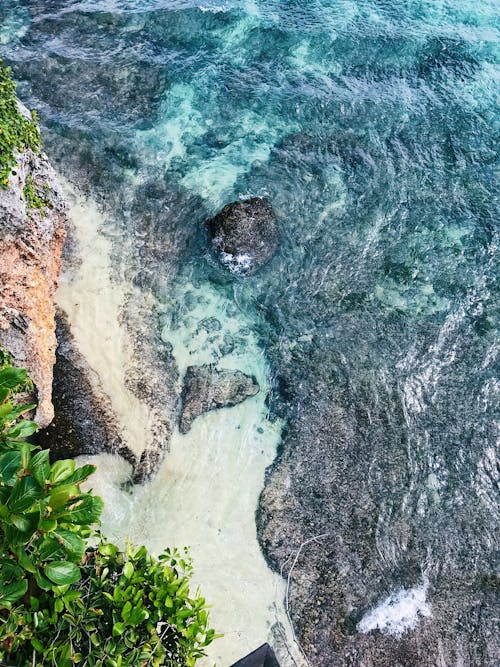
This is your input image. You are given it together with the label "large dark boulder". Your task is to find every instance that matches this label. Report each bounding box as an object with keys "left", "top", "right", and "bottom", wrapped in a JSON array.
[
  {"left": 179, "top": 364, "right": 259, "bottom": 433},
  {"left": 206, "top": 197, "right": 279, "bottom": 274}
]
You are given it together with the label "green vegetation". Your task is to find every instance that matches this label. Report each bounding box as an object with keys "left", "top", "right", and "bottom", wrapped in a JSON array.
[
  {"left": 23, "top": 174, "right": 51, "bottom": 215},
  {"left": 0, "top": 60, "right": 40, "bottom": 188},
  {"left": 0, "top": 351, "right": 218, "bottom": 666}
]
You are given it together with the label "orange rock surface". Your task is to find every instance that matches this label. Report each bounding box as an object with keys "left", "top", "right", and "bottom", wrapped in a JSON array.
[{"left": 0, "top": 145, "right": 66, "bottom": 427}]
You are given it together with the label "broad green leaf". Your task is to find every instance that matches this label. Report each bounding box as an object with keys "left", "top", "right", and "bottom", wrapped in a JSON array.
[
  {"left": 58, "top": 493, "right": 104, "bottom": 525},
  {"left": 38, "top": 536, "right": 64, "bottom": 561},
  {"left": 53, "top": 529, "right": 86, "bottom": 562},
  {"left": 0, "top": 401, "right": 14, "bottom": 419},
  {"left": 19, "top": 441, "right": 34, "bottom": 469},
  {"left": 0, "top": 403, "right": 36, "bottom": 422},
  {"left": 123, "top": 561, "right": 134, "bottom": 579},
  {"left": 4, "top": 524, "right": 33, "bottom": 545},
  {"left": 3, "top": 437, "right": 37, "bottom": 450},
  {"left": 0, "top": 367, "right": 27, "bottom": 389},
  {"left": 98, "top": 542, "right": 118, "bottom": 557},
  {"left": 29, "top": 449, "right": 51, "bottom": 487},
  {"left": 49, "top": 484, "right": 80, "bottom": 509},
  {"left": 39, "top": 517, "right": 57, "bottom": 532},
  {"left": 52, "top": 583, "right": 70, "bottom": 595},
  {"left": 64, "top": 464, "right": 96, "bottom": 485},
  {"left": 49, "top": 459, "right": 76, "bottom": 485},
  {"left": 175, "top": 580, "right": 189, "bottom": 599},
  {"left": 15, "top": 547, "right": 36, "bottom": 573},
  {"left": 0, "top": 578, "right": 27, "bottom": 605},
  {"left": 0, "top": 450, "right": 21, "bottom": 484},
  {"left": 62, "top": 590, "right": 81, "bottom": 604},
  {"left": 31, "top": 638, "right": 44, "bottom": 652},
  {"left": 0, "top": 599, "right": 12, "bottom": 611},
  {"left": 0, "top": 560, "right": 23, "bottom": 582},
  {"left": 133, "top": 545, "right": 147, "bottom": 561},
  {"left": 10, "top": 512, "right": 37, "bottom": 533},
  {"left": 33, "top": 568, "right": 52, "bottom": 591},
  {"left": 128, "top": 607, "right": 148, "bottom": 626},
  {"left": 44, "top": 561, "right": 81, "bottom": 586},
  {"left": 8, "top": 476, "right": 40, "bottom": 513},
  {"left": 121, "top": 601, "right": 132, "bottom": 622},
  {"left": 112, "top": 622, "right": 126, "bottom": 637},
  {"left": 7, "top": 419, "right": 38, "bottom": 439},
  {"left": 176, "top": 608, "right": 195, "bottom": 621}
]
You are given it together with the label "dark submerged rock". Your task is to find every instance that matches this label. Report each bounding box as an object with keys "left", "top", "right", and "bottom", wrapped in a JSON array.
[
  {"left": 37, "top": 310, "right": 135, "bottom": 465},
  {"left": 179, "top": 364, "right": 259, "bottom": 434},
  {"left": 257, "top": 336, "right": 499, "bottom": 667},
  {"left": 206, "top": 197, "right": 279, "bottom": 274},
  {"left": 124, "top": 294, "right": 179, "bottom": 485}
]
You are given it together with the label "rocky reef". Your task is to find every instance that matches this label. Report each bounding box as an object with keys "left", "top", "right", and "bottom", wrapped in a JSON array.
[
  {"left": 257, "top": 332, "right": 499, "bottom": 667},
  {"left": 0, "top": 108, "right": 66, "bottom": 427},
  {"left": 179, "top": 364, "right": 260, "bottom": 434},
  {"left": 126, "top": 292, "right": 180, "bottom": 484},
  {"left": 206, "top": 197, "right": 279, "bottom": 274}
]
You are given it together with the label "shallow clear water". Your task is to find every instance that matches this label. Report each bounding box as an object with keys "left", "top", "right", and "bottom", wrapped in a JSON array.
[{"left": 1, "top": 1, "right": 498, "bottom": 665}]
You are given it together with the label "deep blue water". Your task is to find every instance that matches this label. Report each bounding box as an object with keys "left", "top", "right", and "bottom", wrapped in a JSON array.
[{"left": 1, "top": 1, "right": 498, "bottom": 665}]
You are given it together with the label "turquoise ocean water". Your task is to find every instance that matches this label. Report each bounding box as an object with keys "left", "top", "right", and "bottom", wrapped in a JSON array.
[{"left": 1, "top": 1, "right": 498, "bottom": 665}]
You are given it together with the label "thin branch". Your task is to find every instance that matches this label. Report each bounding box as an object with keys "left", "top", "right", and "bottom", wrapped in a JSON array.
[{"left": 284, "top": 533, "right": 330, "bottom": 667}]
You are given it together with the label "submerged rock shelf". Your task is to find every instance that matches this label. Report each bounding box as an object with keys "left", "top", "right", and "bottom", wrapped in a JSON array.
[{"left": 179, "top": 364, "right": 260, "bottom": 434}]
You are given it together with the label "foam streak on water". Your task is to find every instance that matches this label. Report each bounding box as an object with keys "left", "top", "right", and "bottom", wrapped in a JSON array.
[{"left": 357, "top": 581, "right": 431, "bottom": 637}]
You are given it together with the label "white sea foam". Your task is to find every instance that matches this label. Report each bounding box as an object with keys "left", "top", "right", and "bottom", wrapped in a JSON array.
[
  {"left": 198, "top": 3, "right": 230, "bottom": 12},
  {"left": 357, "top": 581, "right": 431, "bottom": 637},
  {"left": 220, "top": 251, "right": 254, "bottom": 273}
]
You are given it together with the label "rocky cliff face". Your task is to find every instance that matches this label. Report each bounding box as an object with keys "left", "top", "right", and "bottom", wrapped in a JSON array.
[{"left": 0, "top": 105, "right": 66, "bottom": 427}]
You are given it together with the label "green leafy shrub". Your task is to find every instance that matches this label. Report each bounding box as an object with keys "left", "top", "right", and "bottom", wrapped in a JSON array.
[
  {"left": 0, "top": 353, "right": 103, "bottom": 603},
  {"left": 0, "top": 60, "right": 41, "bottom": 188},
  {"left": 0, "top": 352, "right": 218, "bottom": 665},
  {"left": 23, "top": 174, "right": 51, "bottom": 215},
  {"left": 34, "top": 541, "right": 218, "bottom": 667}
]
